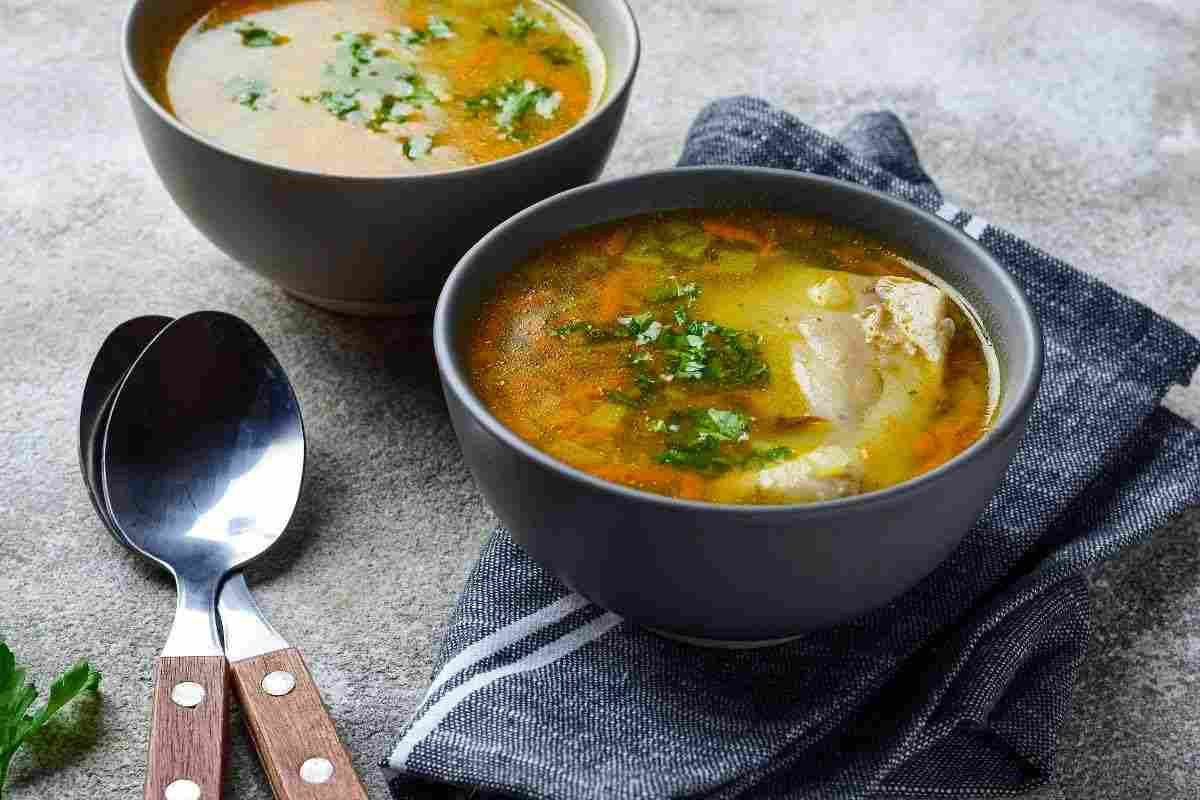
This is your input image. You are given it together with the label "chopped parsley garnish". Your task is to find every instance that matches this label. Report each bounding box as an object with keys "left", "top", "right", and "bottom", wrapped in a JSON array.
[
  {"left": 464, "top": 79, "right": 562, "bottom": 141},
  {"left": 506, "top": 4, "right": 547, "bottom": 41},
  {"left": 554, "top": 308, "right": 770, "bottom": 406},
  {"left": 427, "top": 16, "right": 455, "bottom": 39},
  {"left": 303, "top": 90, "right": 360, "bottom": 118},
  {"left": 233, "top": 20, "right": 289, "bottom": 47},
  {"left": 539, "top": 44, "right": 578, "bottom": 65},
  {"left": 551, "top": 320, "right": 618, "bottom": 341},
  {"left": 402, "top": 134, "right": 434, "bottom": 160},
  {"left": 365, "top": 93, "right": 411, "bottom": 130},
  {"left": 389, "top": 16, "right": 455, "bottom": 47},
  {"left": 322, "top": 32, "right": 441, "bottom": 102},
  {"left": 645, "top": 278, "right": 701, "bottom": 304},
  {"left": 302, "top": 31, "right": 442, "bottom": 161},
  {"left": 225, "top": 76, "right": 272, "bottom": 110},
  {"left": 656, "top": 309, "right": 770, "bottom": 387},
  {"left": 654, "top": 408, "right": 792, "bottom": 474},
  {"left": 390, "top": 27, "right": 428, "bottom": 46}
]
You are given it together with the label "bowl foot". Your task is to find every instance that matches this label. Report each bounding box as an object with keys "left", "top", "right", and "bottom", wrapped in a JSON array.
[
  {"left": 643, "top": 626, "right": 806, "bottom": 649},
  {"left": 285, "top": 288, "right": 433, "bottom": 318}
]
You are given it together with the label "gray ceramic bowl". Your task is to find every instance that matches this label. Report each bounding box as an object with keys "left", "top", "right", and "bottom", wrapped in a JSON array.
[
  {"left": 121, "top": 0, "right": 639, "bottom": 315},
  {"left": 435, "top": 167, "right": 1043, "bottom": 644}
]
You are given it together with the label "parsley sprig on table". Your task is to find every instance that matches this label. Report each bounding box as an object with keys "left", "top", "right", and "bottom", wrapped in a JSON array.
[{"left": 0, "top": 641, "right": 100, "bottom": 797}]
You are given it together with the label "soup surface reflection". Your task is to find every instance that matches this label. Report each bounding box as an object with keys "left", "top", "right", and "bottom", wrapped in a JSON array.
[
  {"left": 468, "top": 210, "right": 999, "bottom": 505},
  {"left": 163, "top": 0, "right": 605, "bottom": 175}
]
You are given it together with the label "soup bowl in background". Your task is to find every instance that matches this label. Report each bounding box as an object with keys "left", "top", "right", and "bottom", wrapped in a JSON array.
[
  {"left": 122, "top": 0, "right": 639, "bottom": 315},
  {"left": 435, "top": 167, "right": 1044, "bottom": 644}
]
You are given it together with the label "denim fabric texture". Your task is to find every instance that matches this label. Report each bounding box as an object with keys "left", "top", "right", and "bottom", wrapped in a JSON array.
[{"left": 385, "top": 98, "right": 1200, "bottom": 800}]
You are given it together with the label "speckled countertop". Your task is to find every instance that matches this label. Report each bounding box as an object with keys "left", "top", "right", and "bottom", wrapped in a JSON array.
[{"left": 1, "top": 1, "right": 1197, "bottom": 797}]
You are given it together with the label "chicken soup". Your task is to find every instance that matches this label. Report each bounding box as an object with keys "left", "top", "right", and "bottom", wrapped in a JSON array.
[
  {"left": 467, "top": 210, "right": 1000, "bottom": 505},
  {"left": 160, "top": 0, "right": 605, "bottom": 175}
]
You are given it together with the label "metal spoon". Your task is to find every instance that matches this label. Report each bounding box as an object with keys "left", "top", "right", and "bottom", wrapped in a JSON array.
[
  {"left": 100, "top": 311, "right": 366, "bottom": 800},
  {"left": 78, "top": 316, "right": 287, "bottom": 675}
]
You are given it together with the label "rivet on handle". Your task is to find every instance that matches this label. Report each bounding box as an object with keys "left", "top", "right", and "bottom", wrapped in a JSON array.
[
  {"left": 170, "top": 682, "right": 206, "bottom": 708},
  {"left": 164, "top": 779, "right": 202, "bottom": 800},
  {"left": 300, "top": 757, "right": 335, "bottom": 784},
  {"left": 261, "top": 670, "right": 297, "bottom": 697}
]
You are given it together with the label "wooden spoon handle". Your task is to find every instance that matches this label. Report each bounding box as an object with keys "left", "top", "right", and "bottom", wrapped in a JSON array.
[
  {"left": 145, "top": 655, "right": 229, "bottom": 800},
  {"left": 229, "top": 648, "right": 367, "bottom": 800}
]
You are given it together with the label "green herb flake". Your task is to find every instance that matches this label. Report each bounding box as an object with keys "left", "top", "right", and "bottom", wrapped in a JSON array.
[
  {"left": 233, "top": 20, "right": 289, "bottom": 47},
  {"left": 506, "top": 4, "right": 547, "bottom": 41},
  {"left": 654, "top": 409, "right": 793, "bottom": 474},
  {"left": 389, "top": 26, "right": 428, "bottom": 46},
  {"left": 0, "top": 641, "right": 100, "bottom": 795},
  {"left": 311, "top": 90, "right": 360, "bottom": 118},
  {"left": 390, "top": 15, "right": 454, "bottom": 47},
  {"left": 403, "top": 134, "right": 434, "bottom": 160},
  {"left": 224, "top": 76, "right": 272, "bottom": 110},
  {"left": 464, "top": 79, "right": 561, "bottom": 140},
  {"left": 555, "top": 308, "right": 770, "bottom": 407},
  {"left": 645, "top": 278, "right": 701, "bottom": 304},
  {"left": 308, "top": 32, "right": 442, "bottom": 143},
  {"left": 427, "top": 15, "right": 455, "bottom": 39},
  {"left": 539, "top": 45, "right": 577, "bottom": 65}
]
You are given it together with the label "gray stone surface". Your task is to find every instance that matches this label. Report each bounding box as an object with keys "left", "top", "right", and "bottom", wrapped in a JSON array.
[{"left": 1, "top": 0, "right": 1197, "bottom": 797}]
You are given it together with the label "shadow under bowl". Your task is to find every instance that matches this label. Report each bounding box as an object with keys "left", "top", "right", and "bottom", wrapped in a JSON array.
[
  {"left": 434, "top": 167, "right": 1044, "bottom": 643},
  {"left": 121, "top": 0, "right": 640, "bottom": 316}
]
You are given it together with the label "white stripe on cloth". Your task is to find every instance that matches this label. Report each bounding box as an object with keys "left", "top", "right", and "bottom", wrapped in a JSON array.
[
  {"left": 935, "top": 201, "right": 960, "bottom": 221},
  {"left": 964, "top": 216, "right": 989, "bottom": 240},
  {"left": 388, "top": 611, "right": 624, "bottom": 770},
  {"left": 422, "top": 593, "right": 592, "bottom": 701}
]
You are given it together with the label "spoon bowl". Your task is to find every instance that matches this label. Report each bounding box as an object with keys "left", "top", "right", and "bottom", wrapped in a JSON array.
[{"left": 103, "top": 311, "right": 304, "bottom": 583}]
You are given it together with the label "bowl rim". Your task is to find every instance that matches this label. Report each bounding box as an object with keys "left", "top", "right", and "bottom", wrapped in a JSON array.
[
  {"left": 120, "top": 0, "right": 641, "bottom": 183},
  {"left": 434, "top": 166, "right": 1045, "bottom": 516}
]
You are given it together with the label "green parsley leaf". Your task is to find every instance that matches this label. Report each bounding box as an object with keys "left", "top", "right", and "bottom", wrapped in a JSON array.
[
  {"left": 552, "top": 320, "right": 619, "bottom": 341},
  {"left": 390, "top": 16, "right": 454, "bottom": 47},
  {"left": 390, "top": 26, "right": 428, "bottom": 46},
  {"left": 0, "top": 641, "right": 100, "bottom": 796},
  {"left": 539, "top": 45, "right": 577, "bottom": 65},
  {"left": 464, "top": 79, "right": 561, "bottom": 141},
  {"left": 645, "top": 278, "right": 701, "bottom": 304},
  {"left": 224, "top": 76, "right": 272, "bottom": 110},
  {"left": 403, "top": 134, "right": 433, "bottom": 160},
  {"left": 365, "top": 93, "right": 411, "bottom": 130},
  {"left": 427, "top": 15, "right": 455, "bottom": 39},
  {"left": 555, "top": 308, "right": 770, "bottom": 407},
  {"left": 233, "top": 20, "right": 289, "bottom": 47},
  {"left": 306, "top": 90, "right": 360, "bottom": 118},
  {"left": 654, "top": 408, "right": 792, "bottom": 474},
  {"left": 506, "top": 4, "right": 547, "bottom": 41}
]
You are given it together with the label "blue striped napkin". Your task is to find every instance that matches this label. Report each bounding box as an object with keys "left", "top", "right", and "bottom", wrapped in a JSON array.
[{"left": 384, "top": 98, "right": 1200, "bottom": 799}]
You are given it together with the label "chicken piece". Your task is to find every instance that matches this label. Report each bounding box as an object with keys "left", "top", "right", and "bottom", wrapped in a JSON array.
[
  {"left": 713, "top": 445, "right": 863, "bottom": 504},
  {"left": 697, "top": 267, "right": 958, "bottom": 503},
  {"left": 861, "top": 277, "right": 956, "bottom": 363},
  {"left": 790, "top": 312, "right": 882, "bottom": 426}
]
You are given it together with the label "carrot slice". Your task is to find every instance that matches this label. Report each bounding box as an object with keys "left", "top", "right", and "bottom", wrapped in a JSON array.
[
  {"left": 604, "top": 228, "right": 630, "bottom": 257},
  {"left": 702, "top": 220, "right": 766, "bottom": 248}
]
